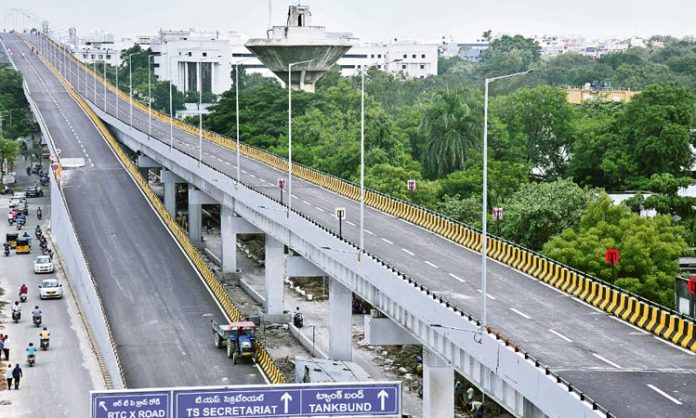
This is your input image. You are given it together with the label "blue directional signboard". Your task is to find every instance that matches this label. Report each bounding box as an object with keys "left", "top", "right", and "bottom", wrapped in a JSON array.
[
  {"left": 91, "top": 390, "right": 170, "bottom": 418},
  {"left": 92, "top": 382, "right": 400, "bottom": 418}
]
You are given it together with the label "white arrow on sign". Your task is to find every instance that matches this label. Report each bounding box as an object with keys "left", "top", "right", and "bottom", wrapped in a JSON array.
[
  {"left": 377, "top": 390, "right": 389, "bottom": 411},
  {"left": 281, "top": 392, "right": 292, "bottom": 414},
  {"left": 98, "top": 401, "right": 108, "bottom": 411}
]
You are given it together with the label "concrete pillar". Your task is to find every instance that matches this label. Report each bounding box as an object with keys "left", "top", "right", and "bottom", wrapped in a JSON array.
[
  {"left": 264, "top": 235, "right": 284, "bottom": 315},
  {"left": 161, "top": 170, "right": 183, "bottom": 217},
  {"left": 188, "top": 184, "right": 202, "bottom": 243},
  {"left": 220, "top": 206, "right": 238, "bottom": 273},
  {"left": 423, "top": 348, "right": 454, "bottom": 418},
  {"left": 329, "top": 278, "right": 352, "bottom": 361}
]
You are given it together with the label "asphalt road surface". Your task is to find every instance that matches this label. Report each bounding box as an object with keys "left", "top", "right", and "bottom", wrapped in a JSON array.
[
  {"left": 1, "top": 33, "right": 264, "bottom": 389},
  {"left": 14, "top": 33, "right": 696, "bottom": 417},
  {"left": 0, "top": 169, "right": 104, "bottom": 418}
]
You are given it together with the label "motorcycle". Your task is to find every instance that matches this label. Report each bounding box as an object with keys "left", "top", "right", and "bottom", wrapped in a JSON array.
[
  {"left": 40, "top": 339, "right": 49, "bottom": 350},
  {"left": 3, "top": 247, "right": 9, "bottom": 257},
  {"left": 8, "top": 214, "right": 15, "bottom": 225},
  {"left": 20, "top": 294, "right": 27, "bottom": 303},
  {"left": 16, "top": 222, "right": 23, "bottom": 231},
  {"left": 26, "top": 355, "right": 35, "bottom": 367},
  {"left": 33, "top": 314, "right": 42, "bottom": 327},
  {"left": 12, "top": 310, "right": 21, "bottom": 323},
  {"left": 293, "top": 311, "right": 304, "bottom": 328},
  {"left": 37, "top": 209, "right": 42, "bottom": 220}
]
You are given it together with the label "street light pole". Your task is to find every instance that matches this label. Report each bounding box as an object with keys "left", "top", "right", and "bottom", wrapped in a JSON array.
[
  {"left": 129, "top": 53, "right": 135, "bottom": 129},
  {"left": 148, "top": 54, "right": 154, "bottom": 140},
  {"left": 169, "top": 56, "right": 174, "bottom": 151},
  {"left": 198, "top": 60, "right": 203, "bottom": 165},
  {"left": 287, "top": 59, "right": 314, "bottom": 217},
  {"left": 233, "top": 58, "right": 253, "bottom": 184},
  {"left": 103, "top": 51, "right": 108, "bottom": 112},
  {"left": 93, "top": 60, "right": 97, "bottom": 104},
  {"left": 480, "top": 70, "right": 532, "bottom": 340}
]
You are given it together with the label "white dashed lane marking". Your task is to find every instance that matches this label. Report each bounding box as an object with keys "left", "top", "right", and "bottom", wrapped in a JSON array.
[
  {"left": 647, "top": 384, "right": 683, "bottom": 405},
  {"left": 549, "top": 329, "right": 573, "bottom": 343},
  {"left": 381, "top": 238, "right": 393, "bottom": 245},
  {"left": 424, "top": 261, "right": 439, "bottom": 269},
  {"left": 448, "top": 273, "right": 465, "bottom": 283},
  {"left": 402, "top": 248, "right": 415, "bottom": 256}
]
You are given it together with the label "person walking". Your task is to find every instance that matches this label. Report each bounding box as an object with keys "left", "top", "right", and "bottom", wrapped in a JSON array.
[
  {"left": 12, "top": 364, "right": 22, "bottom": 390},
  {"left": 5, "top": 363, "right": 12, "bottom": 390},
  {"left": 3, "top": 335, "right": 10, "bottom": 361},
  {"left": 26, "top": 166, "right": 31, "bottom": 176}
]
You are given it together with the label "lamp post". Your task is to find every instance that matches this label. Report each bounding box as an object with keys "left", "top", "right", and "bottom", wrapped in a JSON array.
[
  {"left": 357, "top": 59, "right": 401, "bottom": 260},
  {"left": 196, "top": 55, "right": 222, "bottom": 166},
  {"left": 148, "top": 54, "right": 155, "bottom": 140},
  {"left": 115, "top": 56, "right": 119, "bottom": 119},
  {"left": 169, "top": 56, "right": 175, "bottom": 151},
  {"left": 479, "top": 70, "right": 532, "bottom": 340},
  {"left": 103, "top": 50, "right": 108, "bottom": 112},
  {"left": 93, "top": 60, "right": 97, "bottom": 104},
  {"left": 128, "top": 53, "right": 136, "bottom": 129},
  {"left": 233, "top": 58, "right": 253, "bottom": 184},
  {"left": 287, "top": 59, "right": 315, "bottom": 217}
]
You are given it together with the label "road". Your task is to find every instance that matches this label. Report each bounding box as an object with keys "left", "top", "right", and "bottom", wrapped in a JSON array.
[
  {"left": 17, "top": 32, "right": 696, "bottom": 416},
  {"left": 0, "top": 163, "right": 104, "bottom": 418},
  {"left": 1, "top": 33, "right": 264, "bottom": 389}
]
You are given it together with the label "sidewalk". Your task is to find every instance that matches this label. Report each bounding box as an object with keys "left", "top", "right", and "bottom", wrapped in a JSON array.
[{"left": 203, "top": 232, "right": 424, "bottom": 417}]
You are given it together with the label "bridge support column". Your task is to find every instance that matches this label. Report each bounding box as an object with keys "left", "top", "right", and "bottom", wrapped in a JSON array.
[
  {"left": 329, "top": 278, "right": 352, "bottom": 361},
  {"left": 161, "top": 170, "right": 183, "bottom": 217},
  {"left": 221, "top": 207, "right": 261, "bottom": 273},
  {"left": 137, "top": 155, "right": 161, "bottom": 182},
  {"left": 264, "top": 235, "right": 285, "bottom": 316},
  {"left": 423, "top": 348, "right": 454, "bottom": 418}
]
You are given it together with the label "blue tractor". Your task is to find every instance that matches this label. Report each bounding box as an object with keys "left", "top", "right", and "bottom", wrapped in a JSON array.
[{"left": 211, "top": 320, "right": 258, "bottom": 364}]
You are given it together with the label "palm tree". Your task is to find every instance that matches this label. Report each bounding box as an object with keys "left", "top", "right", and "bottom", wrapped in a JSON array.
[{"left": 422, "top": 89, "right": 483, "bottom": 178}]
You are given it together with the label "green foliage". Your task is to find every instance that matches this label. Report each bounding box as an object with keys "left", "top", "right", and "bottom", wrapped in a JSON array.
[
  {"left": 0, "top": 134, "right": 20, "bottom": 184},
  {"left": 421, "top": 88, "right": 483, "bottom": 178},
  {"left": 437, "top": 194, "right": 482, "bottom": 226},
  {"left": 481, "top": 35, "right": 541, "bottom": 76},
  {"left": 491, "top": 86, "right": 575, "bottom": 178},
  {"left": 0, "top": 67, "right": 32, "bottom": 138},
  {"left": 543, "top": 196, "right": 685, "bottom": 306},
  {"left": 500, "top": 179, "right": 598, "bottom": 250}
]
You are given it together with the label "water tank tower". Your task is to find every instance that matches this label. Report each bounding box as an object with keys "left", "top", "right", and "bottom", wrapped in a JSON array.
[{"left": 245, "top": 4, "right": 354, "bottom": 92}]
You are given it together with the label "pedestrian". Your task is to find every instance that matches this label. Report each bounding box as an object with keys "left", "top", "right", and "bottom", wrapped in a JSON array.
[
  {"left": 0, "top": 339, "right": 4, "bottom": 362},
  {"left": 3, "top": 335, "right": 9, "bottom": 361},
  {"left": 467, "top": 386, "right": 474, "bottom": 408},
  {"left": 26, "top": 166, "right": 31, "bottom": 176},
  {"left": 5, "top": 363, "right": 12, "bottom": 390},
  {"left": 454, "top": 381, "right": 464, "bottom": 408},
  {"left": 475, "top": 403, "right": 485, "bottom": 418},
  {"left": 12, "top": 364, "right": 22, "bottom": 390}
]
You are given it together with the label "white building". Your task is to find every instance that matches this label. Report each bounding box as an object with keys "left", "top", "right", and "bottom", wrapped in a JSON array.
[
  {"left": 70, "top": 29, "right": 133, "bottom": 66},
  {"left": 150, "top": 29, "right": 234, "bottom": 96},
  {"left": 337, "top": 41, "right": 438, "bottom": 78}
]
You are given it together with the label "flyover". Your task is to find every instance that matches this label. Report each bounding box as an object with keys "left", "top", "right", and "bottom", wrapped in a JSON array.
[
  {"left": 13, "top": 31, "right": 696, "bottom": 417},
  {"left": 0, "top": 33, "right": 265, "bottom": 389}
]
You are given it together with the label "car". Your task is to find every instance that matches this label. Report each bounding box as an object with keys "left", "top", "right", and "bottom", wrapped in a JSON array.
[
  {"left": 33, "top": 255, "right": 54, "bottom": 274},
  {"left": 39, "top": 278, "right": 63, "bottom": 299},
  {"left": 25, "top": 186, "right": 44, "bottom": 198}
]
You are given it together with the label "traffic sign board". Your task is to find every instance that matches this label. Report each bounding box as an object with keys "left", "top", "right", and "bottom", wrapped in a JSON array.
[
  {"left": 92, "top": 390, "right": 170, "bottom": 418},
  {"left": 93, "top": 382, "right": 400, "bottom": 418},
  {"left": 605, "top": 248, "right": 620, "bottom": 265}
]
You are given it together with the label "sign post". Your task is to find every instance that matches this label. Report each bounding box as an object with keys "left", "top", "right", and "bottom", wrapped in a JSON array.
[
  {"left": 406, "top": 179, "right": 416, "bottom": 193},
  {"left": 335, "top": 207, "right": 346, "bottom": 239},
  {"left": 92, "top": 381, "right": 401, "bottom": 418},
  {"left": 277, "top": 178, "right": 286, "bottom": 205},
  {"left": 604, "top": 248, "right": 621, "bottom": 280},
  {"left": 688, "top": 276, "right": 696, "bottom": 318},
  {"left": 492, "top": 207, "right": 503, "bottom": 236}
]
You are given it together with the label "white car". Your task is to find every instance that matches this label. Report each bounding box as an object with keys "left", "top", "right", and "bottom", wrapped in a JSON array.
[
  {"left": 39, "top": 278, "right": 63, "bottom": 299},
  {"left": 33, "top": 255, "right": 54, "bottom": 274}
]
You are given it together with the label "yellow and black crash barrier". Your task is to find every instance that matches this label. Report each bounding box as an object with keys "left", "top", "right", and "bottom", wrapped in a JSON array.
[
  {"left": 44, "top": 38, "right": 696, "bottom": 354},
  {"left": 35, "top": 43, "right": 287, "bottom": 384}
]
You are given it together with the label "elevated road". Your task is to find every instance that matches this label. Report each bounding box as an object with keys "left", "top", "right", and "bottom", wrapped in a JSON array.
[
  {"left": 16, "top": 32, "right": 696, "bottom": 416},
  {"left": 1, "top": 33, "right": 264, "bottom": 388}
]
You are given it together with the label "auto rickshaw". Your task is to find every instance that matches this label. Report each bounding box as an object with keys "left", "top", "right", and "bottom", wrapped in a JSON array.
[
  {"left": 6, "top": 233, "right": 18, "bottom": 249},
  {"left": 15, "top": 236, "right": 30, "bottom": 254}
]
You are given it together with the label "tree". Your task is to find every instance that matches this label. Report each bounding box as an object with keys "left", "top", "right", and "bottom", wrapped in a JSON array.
[
  {"left": 437, "top": 194, "right": 482, "bottom": 226},
  {"left": 480, "top": 35, "right": 541, "bottom": 76},
  {"left": 543, "top": 196, "right": 685, "bottom": 306},
  {"left": 0, "top": 68, "right": 32, "bottom": 139},
  {"left": 617, "top": 83, "right": 695, "bottom": 181},
  {"left": 439, "top": 158, "right": 529, "bottom": 204},
  {"left": 421, "top": 88, "right": 483, "bottom": 178},
  {"left": 500, "top": 179, "right": 598, "bottom": 250},
  {"left": 491, "top": 86, "right": 575, "bottom": 178},
  {"left": 0, "top": 134, "right": 19, "bottom": 187},
  {"left": 365, "top": 163, "right": 439, "bottom": 208}
]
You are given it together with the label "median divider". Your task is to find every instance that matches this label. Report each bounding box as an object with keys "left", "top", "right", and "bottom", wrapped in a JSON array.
[
  {"left": 45, "top": 36, "right": 696, "bottom": 353},
  {"left": 35, "top": 38, "right": 286, "bottom": 384}
]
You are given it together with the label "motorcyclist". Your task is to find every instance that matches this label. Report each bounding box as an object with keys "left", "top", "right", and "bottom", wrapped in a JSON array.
[
  {"left": 26, "top": 342, "right": 37, "bottom": 362},
  {"left": 36, "top": 207, "right": 42, "bottom": 220},
  {"left": 3, "top": 243, "right": 9, "bottom": 255},
  {"left": 39, "top": 327, "right": 50, "bottom": 348},
  {"left": 11, "top": 301, "right": 22, "bottom": 314},
  {"left": 21, "top": 232, "right": 31, "bottom": 246},
  {"left": 31, "top": 306, "right": 42, "bottom": 321},
  {"left": 19, "top": 284, "right": 28, "bottom": 298}
]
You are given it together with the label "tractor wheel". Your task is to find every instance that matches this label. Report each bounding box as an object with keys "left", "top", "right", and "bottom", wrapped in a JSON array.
[
  {"left": 214, "top": 334, "right": 223, "bottom": 349},
  {"left": 227, "top": 341, "right": 234, "bottom": 358},
  {"left": 232, "top": 352, "right": 238, "bottom": 365}
]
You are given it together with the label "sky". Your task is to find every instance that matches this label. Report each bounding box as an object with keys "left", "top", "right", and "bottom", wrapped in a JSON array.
[{"left": 2, "top": 0, "right": 695, "bottom": 43}]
